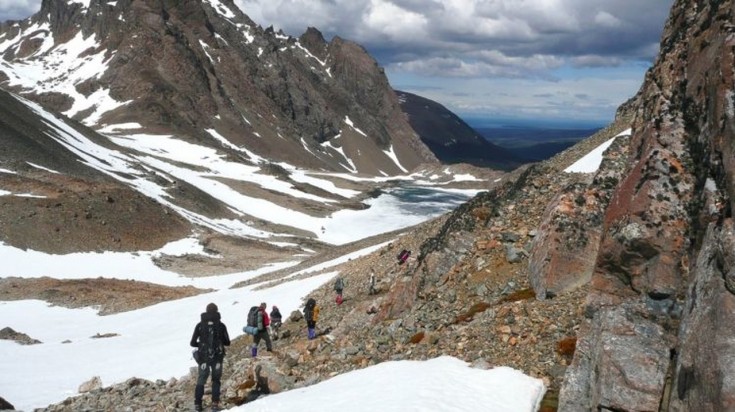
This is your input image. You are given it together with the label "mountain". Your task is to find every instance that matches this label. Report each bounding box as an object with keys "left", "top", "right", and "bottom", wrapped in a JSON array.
[
  {"left": 0, "top": 0, "right": 508, "bottom": 257},
  {"left": 0, "top": 0, "right": 436, "bottom": 176},
  {"left": 396, "top": 91, "right": 524, "bottom": 170}
]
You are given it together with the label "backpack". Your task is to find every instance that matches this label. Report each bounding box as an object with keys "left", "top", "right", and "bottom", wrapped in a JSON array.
[
  {"left": 334, "top": 277, "right": 344, "bottom": 291},
  {"left": 243, "top": 306, "right": 262, "bottom": 335},
  {"left": 247, "top": 306, "right": 259, "bottom": 328},
  {"left": 397, "top": 249, "right": 411, "bottom": 264},
  {"left": 198, "top": 319, "right": 223, "bottom": 363},
  {"left": 304, "top": 298, "right": 316, "bottom": 321}
]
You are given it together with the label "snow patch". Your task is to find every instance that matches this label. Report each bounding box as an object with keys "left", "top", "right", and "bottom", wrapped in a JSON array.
[
  {"left": 344, "top": 116, "right": 367, "bottom": 136},
  {"left": 564, "top": 128, "right": 631, "bottom": 174},
  {"left": 383, "top": 145, "right": 409, "bottom": 173}
]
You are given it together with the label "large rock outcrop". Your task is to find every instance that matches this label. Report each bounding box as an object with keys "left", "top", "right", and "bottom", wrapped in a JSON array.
[{"left": 557, "top": 0, "right": 735, "bottom": 410}]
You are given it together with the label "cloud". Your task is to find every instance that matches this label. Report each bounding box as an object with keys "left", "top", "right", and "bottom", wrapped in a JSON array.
[
  {"left": 236, "top": 0, "right": 673, "bottom": 74},
  {"left": 571, "top": 55, "right": 624, "bottom": 68},
  {"left": 391, "top": 51, "right": 564, "bottom": 79},
  {"left": 0, "top": 0, "right": 39, "bottom": 20}
]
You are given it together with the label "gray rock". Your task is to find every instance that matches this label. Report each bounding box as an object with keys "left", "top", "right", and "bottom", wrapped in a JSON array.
[
  {"left": 668, "top": 222, "right": 735, "bottom": 410},
  {"left": 559, "top": 305, "right": 673, "bottom": 411}
]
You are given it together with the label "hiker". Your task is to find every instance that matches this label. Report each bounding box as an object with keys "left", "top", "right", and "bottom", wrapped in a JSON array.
[
  {"left": 303, "top": 298, "right": 319, "bottom": 340},
  {"left": 269, "top": 305, "right": 282, "bottom": 339},
  {"left": 251, "top": 302, "right": 273, "bottom": 357},
  {"left": 397, "top": 249, "right": 411, "bottom": 265},
  {"left": 334, "top": 276, "right": 345, "bottom": 305},
  {"left": 368, "top": 269, "right": 377, "bottom": 295},
  {"left": 190, "top": 303, "right": 231, "bottom": 412}
]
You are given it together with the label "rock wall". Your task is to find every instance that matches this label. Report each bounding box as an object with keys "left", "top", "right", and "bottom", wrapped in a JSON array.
[{"left": 559, "top": 0, "right": 735, "bottom": 410}]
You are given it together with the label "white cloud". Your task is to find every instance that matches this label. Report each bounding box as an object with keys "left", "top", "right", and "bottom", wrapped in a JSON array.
[
  {"left": 363, "top": 0, "right": 428, "bottom": 41},
  {"left": 594, "top": 10, "right": 622, "bottom": 28}
]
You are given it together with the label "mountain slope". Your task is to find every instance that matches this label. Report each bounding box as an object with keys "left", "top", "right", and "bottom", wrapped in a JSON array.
[
  {"left": 396, "top": 90, "right": 524, "bottom": 171},
  {"left": 0, "top": 0, "right": 501, "bottom": 255},
  {"left": 0, "top": 0, "right": 436, "bottom": 176},
  {"left": 0, "top": 89, "right": 192, "bottom": 253}
]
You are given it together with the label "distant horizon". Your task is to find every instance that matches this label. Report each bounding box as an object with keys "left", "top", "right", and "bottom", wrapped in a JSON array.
[{"left": 462, "top": 116, "right": 607, "bottom": 130}]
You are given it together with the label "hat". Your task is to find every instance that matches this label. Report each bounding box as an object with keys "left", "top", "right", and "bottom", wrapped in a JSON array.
[
  {"left": 260, "top": 302, "right": 267, "bottom": 308},
  {"left": 206, "top": 303, "right": 218, "bottom": 313}
]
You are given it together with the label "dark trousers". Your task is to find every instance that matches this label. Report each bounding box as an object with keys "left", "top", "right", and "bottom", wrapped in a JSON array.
[
  {"left": 195, "top": 359, "right": 223, "bottom": 406},
  {"left": 253, "top": 329, "right": 272, "bottom": 351}
]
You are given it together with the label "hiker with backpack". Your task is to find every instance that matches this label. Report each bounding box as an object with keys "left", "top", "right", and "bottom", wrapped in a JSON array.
[
  {"left": 334, "top": 276, "right": 345, "bottom": 305},
  {"left": 190, "top": 303, "right": 231, "bottom": 412},
  {"left": 250, "top": 302, "right": 273, "bottom": 357},
  {"left": 269, "top": 305, "right": 282, "bottom": 340},
  {"left": 397, "top": 249, "right": 411, "bottom": 265},
  {"left": 368, "top": 269, "right": 377, "bottom": 295},
  {"left": 303, "top": 298, "right": 319, "bottom": 340}
]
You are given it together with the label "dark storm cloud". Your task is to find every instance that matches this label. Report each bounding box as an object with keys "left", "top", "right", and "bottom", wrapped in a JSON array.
[{"left": 236, "top": 0, "right": 674, "bottom": 77}]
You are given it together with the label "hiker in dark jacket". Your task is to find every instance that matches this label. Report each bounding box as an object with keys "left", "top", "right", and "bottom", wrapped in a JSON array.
[
  {"left": 269, "top": 305, "right": 283, "bottom": 339},
  {"left": 251, "top": 302, "right": 272, "bottom": 357},
  {"left": 368, "top": 269, "right": 377, "bottom": 295},
  {"left": 334, "top": 276, "right": 345, "bottom": 305},
  {"left": 303, "top": 298, "right": 319, "bottom": 340},
  {"left": 190, "top": 303, "right": 230, "bottom": 412}
]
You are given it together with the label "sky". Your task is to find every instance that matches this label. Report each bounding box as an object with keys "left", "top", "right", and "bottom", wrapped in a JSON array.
[{"left": 0, "top": 0, "right": 674, "bottom": 127}]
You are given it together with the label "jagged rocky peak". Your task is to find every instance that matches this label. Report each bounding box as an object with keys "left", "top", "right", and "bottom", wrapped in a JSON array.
[
  {"left": 299, "top": 27, "right": 328, "bottom": 61},
  {"left": 0, "top": 0, "right": 437, "bottom": 175}
]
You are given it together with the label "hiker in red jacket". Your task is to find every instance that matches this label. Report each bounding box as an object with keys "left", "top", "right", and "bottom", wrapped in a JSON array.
[{"left": 251, "top": 302, "right": 273, "bottom": 357}]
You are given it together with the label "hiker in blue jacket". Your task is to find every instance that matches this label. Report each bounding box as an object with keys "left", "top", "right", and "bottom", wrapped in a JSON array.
[{"left": 190, "top": 303, "right": 230, "bottom": 412}]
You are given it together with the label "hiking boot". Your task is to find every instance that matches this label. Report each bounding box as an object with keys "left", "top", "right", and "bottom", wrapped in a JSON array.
[
  {"left": 194, "top": 404, "right": 203, "bottom": 412},
  {"left": 211, "top": 401, "right": 221, "bottom": 411}
]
